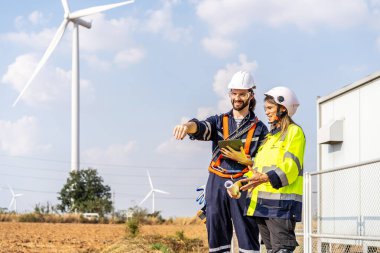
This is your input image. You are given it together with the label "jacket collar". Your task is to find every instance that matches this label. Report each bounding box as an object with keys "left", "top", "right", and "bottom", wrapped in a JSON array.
[
  {"left": 270, "top": 127, "right": 281, "bottom": 135},
  {"left": 225, "top": 110, "right": 256, "bottom": 122}
]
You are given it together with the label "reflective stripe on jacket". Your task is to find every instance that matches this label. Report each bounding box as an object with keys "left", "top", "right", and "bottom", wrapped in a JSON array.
[{"left": 245, "top": 124, "right": 306, "bottom": 221}]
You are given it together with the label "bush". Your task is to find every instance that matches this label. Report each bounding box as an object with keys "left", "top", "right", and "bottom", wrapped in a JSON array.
[
  {"left": 175, "top": 230, "right": 185, "bottom": 241},
  {"left": 18, "top": 213, "right": 44, "bottom": 222},
  {"left": 60, "top": 213, "right": 81, "bottom": 223},
  {"left": 0, "top": 213, "right": 15, "bottom": 222},
  {"left": 126, "top": 218, "right": 140, "bottom": 237},
  {"left": 151, "top": 242, "right": 171, "bottom": 253}
]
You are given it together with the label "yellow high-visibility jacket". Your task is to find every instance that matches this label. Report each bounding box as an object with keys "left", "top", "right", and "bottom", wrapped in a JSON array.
[{"left": 245, "top": 124, "right": 305, "bottom": 221}]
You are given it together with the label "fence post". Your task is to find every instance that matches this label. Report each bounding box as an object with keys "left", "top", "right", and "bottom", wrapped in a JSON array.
[{"left": 303, "top": 172, "right": 312, "bottom": 253}]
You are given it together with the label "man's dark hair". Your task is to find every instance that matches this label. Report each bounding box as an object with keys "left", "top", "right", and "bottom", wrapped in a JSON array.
[{"left": 248, "top": 89, "right": 256, "bottom": 111}]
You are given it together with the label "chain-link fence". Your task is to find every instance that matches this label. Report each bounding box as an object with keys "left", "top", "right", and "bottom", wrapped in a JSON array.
[{"left": 303, "top": 159, "right": 380, "bottom": 253}]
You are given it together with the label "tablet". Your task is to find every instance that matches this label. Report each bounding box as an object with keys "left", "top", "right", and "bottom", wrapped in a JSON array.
[{"left": 218, "top": 139, "right": 243, "bottom": 151}]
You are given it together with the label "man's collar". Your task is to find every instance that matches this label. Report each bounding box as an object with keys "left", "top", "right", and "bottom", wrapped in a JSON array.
[{"left": 225, "top": 110, "right": 256, "bottom": 121}]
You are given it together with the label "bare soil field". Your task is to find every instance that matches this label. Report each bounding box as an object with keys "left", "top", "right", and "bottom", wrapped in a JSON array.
[{"left": 0, "top": 222, "right": 208, "bottom": 253}]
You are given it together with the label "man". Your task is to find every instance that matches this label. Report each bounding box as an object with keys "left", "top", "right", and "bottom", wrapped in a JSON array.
[{"left": 173, "top": 70, "right": 268, "bottom": 253}]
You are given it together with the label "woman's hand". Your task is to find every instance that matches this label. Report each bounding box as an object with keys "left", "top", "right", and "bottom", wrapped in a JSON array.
[
  {"left": 221, "top": 146, "right": 253, "bottom": 166},
  {"left": 238, "top": 170, "right": 269, "bottom": 191}
]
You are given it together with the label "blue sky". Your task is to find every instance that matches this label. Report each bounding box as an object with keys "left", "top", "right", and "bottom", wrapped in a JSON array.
[{"left": 0, "top": 0, "right": 379, "bottom": 218}]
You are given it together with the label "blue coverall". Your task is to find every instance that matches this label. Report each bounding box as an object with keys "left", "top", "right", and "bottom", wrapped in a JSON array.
[{"left": 189, "top": 110, "right": 268, "bottom": 253}]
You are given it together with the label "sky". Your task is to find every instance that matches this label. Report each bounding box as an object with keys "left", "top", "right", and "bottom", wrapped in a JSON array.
[{"left": 0, "top": 0, "right": 380, "bottom": 218}]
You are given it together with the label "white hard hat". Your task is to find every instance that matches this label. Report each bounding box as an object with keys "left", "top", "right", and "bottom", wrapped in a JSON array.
[
  {"left": 264, "top": 86, "right": 299, "bottom": 117},
  {"left": 228, "top": 70, "right": 255, "bottom": 90}
]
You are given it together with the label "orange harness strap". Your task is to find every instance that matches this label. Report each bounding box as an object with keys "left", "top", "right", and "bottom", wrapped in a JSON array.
[
  {"left": 208, "top": 115, "right": 258, "bottom": 178},
  {"left": 222, "top": 114, "right": 229, "bottom": 140}
]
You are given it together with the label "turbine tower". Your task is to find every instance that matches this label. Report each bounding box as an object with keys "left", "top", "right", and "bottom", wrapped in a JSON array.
[
  {"left": 139, "top": 170, "right": 169, "bottom": 213},
  {"left": 12, "top": 0, "right": 134, "bottom": 171},
  {"left": 8, "top": 186, "right": 23, "bottom": 212}
]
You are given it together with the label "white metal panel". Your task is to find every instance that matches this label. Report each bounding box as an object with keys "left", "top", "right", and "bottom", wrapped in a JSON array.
[
  {"left": 359, "top": 79, "right": 380, "bottom": 161},
  {"left": 317, "top": 74, "right": 380, "bottom": 245},
  {"left": 319, "top": 102, "right": 335, "bottom": 170},
  {"left": 330, "top": 90, "right": 360, "bottom": 168}
]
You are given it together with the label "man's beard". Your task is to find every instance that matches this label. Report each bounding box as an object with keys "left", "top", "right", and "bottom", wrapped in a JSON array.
[{"left": 231, "top": 98, "right": 250, "bottom": 111}]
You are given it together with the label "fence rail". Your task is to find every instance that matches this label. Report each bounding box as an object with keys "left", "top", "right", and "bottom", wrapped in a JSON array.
[{"left": 303, "top": 159, "right": 380, "bottom": 253}]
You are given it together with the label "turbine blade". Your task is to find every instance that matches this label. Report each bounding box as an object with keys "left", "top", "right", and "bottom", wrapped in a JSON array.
[
  {"left": 12, "top": 19, "right": 69, "bottom": 107},
  {"left": 61, "top": 0, "right": 70, "bottom": 14},
  {"left": 7, "top": 185, "right": 15, "bottom": 196},
  {"left": 15, "top": 194, "right": 23, "bottom": 198},
  {"left": 154, "top": 189, "right": 170, "bottom": 195},
  {"left": 69, "top": 0, "right": 134, "bottom": 19},
  {"left": 139, "top": 190, "right": 152, "bottom": 206},
  {"left": 147, "top": 170, "right": 153, "bottom": 189}
]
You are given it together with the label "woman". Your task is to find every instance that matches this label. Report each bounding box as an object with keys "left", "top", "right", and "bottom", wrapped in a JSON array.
[{"left": 221, "top": 86, "right": 305, "bottom": 253}]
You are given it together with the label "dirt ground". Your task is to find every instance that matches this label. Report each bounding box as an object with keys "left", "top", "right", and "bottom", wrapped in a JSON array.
[{"left": 0, "top": 222, "right": 207, "bottom": 253}]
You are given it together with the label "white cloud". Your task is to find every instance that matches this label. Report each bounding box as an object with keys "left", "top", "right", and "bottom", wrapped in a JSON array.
[
  {"left": 212, "top": 54, "right": 258, "bottom": 97},
  {"left": 0, "top": 116, "right": 50, "bottom": 156},
  {"left": 80, "top": 13, "right": 139, "bottom": 53},
  {"left": 13, "top": 11, "right": 50, "bottom": 30},
  {"left": 1, "top": 13, "right": 140, "bottom": 55},
  {"left": 1, "top": 53, "right": 92, "bottom": 106},
  {"left": 14, "top": 16, "right": 25, "bottom": 30},
  {"left": 1, "top": 27, "right": 59, "bottom": 51},
  {"left": 156, "top": 137, "right": 209, "bottom": 158},
  {"left": 28, "top": 11, "right": 44, "bottom": 25},
  {"left": 114, "top": 48, "right": 146, "bottom": 67},
  {"left": 82, "top": 54, "right": 111, "bottom": 71},
  {"left": 197, "top": 54, "right": 258, "bottom": 114},
  {"left": 144, "top": 0, "right": 192, "bottom": 42},
  {"left": 196, "top": 107, "right": 216, "bottom": 119},
  {"left": 201, "top": 36, "right": 236, "bottom": 58},
  {"left": 195, "top": 0, "right": 371, "bottom": 57},
  {"left": 82, "top": 142, "right": 136, "bottom": 167}
]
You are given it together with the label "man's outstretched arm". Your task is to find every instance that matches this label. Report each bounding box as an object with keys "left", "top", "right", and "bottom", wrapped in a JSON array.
[{"left": 173, "top": 122, "right": 198, "bottom": 140}]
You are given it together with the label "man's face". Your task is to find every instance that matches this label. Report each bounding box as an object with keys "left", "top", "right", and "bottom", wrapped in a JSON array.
[{"left": 229, "top": 89, "right": 252, "bottom": 111}]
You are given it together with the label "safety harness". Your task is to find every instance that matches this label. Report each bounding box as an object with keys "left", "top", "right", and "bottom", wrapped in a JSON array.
[{"left": 208, "top": 114, "right": 258, "bottom": 178}]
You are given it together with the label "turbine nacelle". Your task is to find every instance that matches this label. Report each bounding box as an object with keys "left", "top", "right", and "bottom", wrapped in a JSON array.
[{"left": 73, "top": 18, "right": 92, "bottom": 29}]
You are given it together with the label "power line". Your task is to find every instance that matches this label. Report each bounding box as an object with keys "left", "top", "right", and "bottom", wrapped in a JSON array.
[
  {"left": 0, "top": 171, "right": 204, "bottom": 187},
  {"left": 0, "top": 154, "right": 206, "bottom": 171},
  {"left": 0, "top": 163, "right": 207, "bottom": 180}
]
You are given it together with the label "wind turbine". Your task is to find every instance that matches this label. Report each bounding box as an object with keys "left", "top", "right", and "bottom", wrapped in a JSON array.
[
  {"left": 8, "top": 186, "right": 23, "bottom": 212},
  {"left": 139, "top": 170, "right": 170, "bottom": 213},
  {"left": 12, "top": 0, "right": 134, "bottom": 172}
]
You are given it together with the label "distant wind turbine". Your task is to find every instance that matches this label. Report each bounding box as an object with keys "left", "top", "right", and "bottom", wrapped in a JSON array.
[
  {"left": 139, "top": 170, "right": 169, "bottom": 213},
  {"left": 8, "top": 185, "right": 23, "bottom": 212},
  {"left": 12, "top": 0, "right": 134, "bottom": 172}
]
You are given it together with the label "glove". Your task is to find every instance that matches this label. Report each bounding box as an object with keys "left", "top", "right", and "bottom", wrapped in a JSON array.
[{"left": 196, "top": 185, "right": 206, "bottom": 205}]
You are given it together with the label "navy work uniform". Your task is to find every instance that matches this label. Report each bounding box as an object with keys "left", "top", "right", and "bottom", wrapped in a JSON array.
[{"left": 189, "top": 110, "right": 268, "bottom": 253}]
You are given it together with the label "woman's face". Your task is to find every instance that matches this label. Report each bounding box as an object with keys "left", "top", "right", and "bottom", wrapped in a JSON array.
[{"left": 264, "top": 100, "right": 278, "bottom": 123}]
